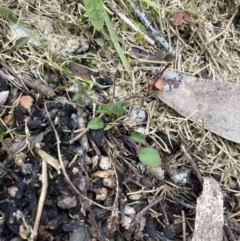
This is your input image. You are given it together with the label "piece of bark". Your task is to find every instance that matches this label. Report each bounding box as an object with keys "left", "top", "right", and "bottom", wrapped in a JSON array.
[
  {"left": 155, "top": 70, "right": 240, "bottom": 143},
  {"left": 9, "top": 130, "right": 50, "bottom": 155},
  {"left": 70, "top": 62, "right": 95, "bottom": 80},
  {"left": 192, "top": 177, "right": 223, "bottom": 241},
  {"left": 23, "top": 73, "right": 56, "bottom": 98}
]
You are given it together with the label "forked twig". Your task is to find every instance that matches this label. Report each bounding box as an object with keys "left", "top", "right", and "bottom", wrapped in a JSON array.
[{"left": 134, "top": 195, "right": 162, "bottom": 225}]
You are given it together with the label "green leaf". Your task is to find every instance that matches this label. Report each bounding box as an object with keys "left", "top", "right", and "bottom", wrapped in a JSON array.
[
  {"left": 15, "top": 36, "right": 30, "bottom": 49},
  {"left": 129, "top": 133, "right": 146, "bottom": 143},
  {"left": 97, "top": 106, "right": 114, "bottom": 115},
  {"left": 0, "top": 136, "right": 8, "bottom": 153},
  {"left": 95, "top": 37, "right": 105, "bottom": 47},
  {"left": 58, "top": 20, "right": 69, "bottom": 30},
  {"left": 190, "top": 0, "right": 199, "bottom": 17},
  {"left": 87, "top": 117, "right": 105, "bottom": 130},
  {"left": 137, "top": 147, "right": 161, "bottom": 167},
  {"left": 83, "top": 0, "right": 104, "bottom": 31},
  {"left": 0, "top": 128, "right": 9, "bottom": 153},
  {"left": 97, "top": 102, "right": 123, "bottom": 118},
  {"left": 72, "top": 92, "right": 84, "bottom": 102},
  {"left": 104, "top": 11, "right": 131, "bottom": 76},
  {"left": 109, "top": 102, "right": 123, "bottom": 118}
]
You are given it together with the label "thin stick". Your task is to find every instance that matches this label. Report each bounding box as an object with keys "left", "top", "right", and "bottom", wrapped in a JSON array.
[
  {"left": 69, "top": 128, "right": 89, "bottom": 144},
  {"left": 44, "top": 103, "right": 112, "bottom": 210},
  {"left": 182, "top": 210, "right": 186, "bottom": 241},
  {"left": 134, "top": 196, "right": 162, "bottom": 224},
  {"left": 159, "top": 199, "right": 170, "bottom": 225},
  {"left": 31, "top": 159, "right": 48, "bottom": 240},
  {"left": 105, "top": 2, "right": 154, "bottom": 45},
  {"left": 126, "top": 0, "right": 174, "bottom": 54},
  {"left": 181, "top": 145, "right": 203, "bottom": 185}
]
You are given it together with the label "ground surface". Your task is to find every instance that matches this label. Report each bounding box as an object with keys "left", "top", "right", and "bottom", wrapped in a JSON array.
[{"left": 0, "top": 0, "right": 240, "bottom": 240}]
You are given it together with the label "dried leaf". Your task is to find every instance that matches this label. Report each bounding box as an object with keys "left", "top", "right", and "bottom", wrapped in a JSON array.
[
  {"left": 173, "top": 12, "right": 183, "bottom": 26},
  {"left": 152, "top": 76, "right": 164, "bottom": 91},
  {"left": 192, "top": 177, "right": 223, "bottom": 241},
  {"left": 183, "top": 12, "right": 195, "bottom": 23},
  {"left": 155, "top": 70, "right": 240, "bottom": 143},
  {"left": 69, "top": 62, "right": 93, "bottom": 80}
]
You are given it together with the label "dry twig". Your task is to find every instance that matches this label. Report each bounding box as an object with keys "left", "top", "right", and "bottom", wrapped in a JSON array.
[{"left": 31, "top": 152, "right": 48, "bottom": 241}]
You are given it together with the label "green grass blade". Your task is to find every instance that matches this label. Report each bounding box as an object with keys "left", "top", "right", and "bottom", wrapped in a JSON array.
[
  {"left": 104, "top": 11, "right": 131, "bottom": 76},
  {"left": 141, "top": 0, "right": 172, "bottom": 12},
  {"left": 190, "top": 0, "right": 199, "bottom": 18}
]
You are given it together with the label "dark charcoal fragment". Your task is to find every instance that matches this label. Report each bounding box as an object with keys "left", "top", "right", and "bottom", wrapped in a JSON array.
[
  {"left": 145, "top": 218, "right": 157, "bottom": 237},
  {"left": 62, "top": 221, "right": 82, "bottom": 232},
  {"left": 63, "top": 116, "right": 72, "bottom": 129},
  {"left": 90, "top": 129, "right": 104, "bottom": 146},
  {"left": 46, "top": 102, "right": 59, "bottom": 111},
  {"left": 15, "top": 120, "right": 44, "bottom": 135},
  {"left": 31, "top": 104, "right": 42, "bottom": 118},
  {"left": 0, "top": 150, "right": 7, "bottom": 162},
  {"left": 92, "top": 207, "right": 111, "bottom": 220},
  {"left": 212, "top": 21, "right": 222, "bottom": 27},
  {"left": 15, "top": 181, "right": 26, "bottom": 199},
  {"left": 96, "top": 76, "right": 113, "bottom": 86},
  {"left": 131, "top": 47, "right": 149, "bottom": 58},
  {"left": 14, "top": 108, "right": 25, "bottom": 125},
  {"left": 46, "top": 212, "right": 69, "bottom": 230},
  {"left": 156, "top": 131, "right": 179, "bottom": 156},
  {"left": 44, "top": 205, "right": 59, "bottom": 219},
  {"left": 162, "top": 226, "right": 176, "bottom": 239}
]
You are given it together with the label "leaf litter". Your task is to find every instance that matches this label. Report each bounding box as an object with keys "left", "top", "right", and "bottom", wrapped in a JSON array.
[{"left": 0, "top": 0, "right": 240, "bottom": 240}]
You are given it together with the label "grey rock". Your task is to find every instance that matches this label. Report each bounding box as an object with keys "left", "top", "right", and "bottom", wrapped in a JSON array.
[{"left": 69, "top": 226, "right": 91, "bottom": 241}]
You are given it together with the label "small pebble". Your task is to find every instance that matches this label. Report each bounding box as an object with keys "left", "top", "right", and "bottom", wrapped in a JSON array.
[
  {"left": 22, "top": 163, "right": 33, "bottom": 175},
  {"left": 129, "top": 106, "right": 147, "bottom": 124},
  {"left": 69, "top": 226, "right": 91, "bottom": 241},
  {"left": 57, "top": 195, "right": 77, "bottom": 209}
]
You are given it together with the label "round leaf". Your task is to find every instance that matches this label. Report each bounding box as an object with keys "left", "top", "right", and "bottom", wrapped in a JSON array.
[
  {"left": 129, "top": 132, "right": 146, "bottom": 143},
  {"left": 87, "top": 117, "right": 104, "bottom": 130},
  {"left": 137, "top": 147, "right": 162, "bottom": 167}
]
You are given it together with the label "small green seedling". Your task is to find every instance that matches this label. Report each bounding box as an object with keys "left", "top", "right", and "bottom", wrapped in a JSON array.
[
  {"left": 137, "top": 147, "right": 161, "bottom": 167},
  {"left": 125, "top": 132, "right": 162, "bottom": 167},
  {"left": 87, "top": 117, "right": 105, "bottom": 130},
  {"left": 98, "top": 102, "right": 123, "bottom": 118},
  {"left": 129, "top": 132, "right": 146, "bottom": 143},
  {"left": 15, "top": 36, "right": 30, "bottom": 49},
  {"left": 72, "top": 79, "right": 93, "bottom": 102},
  {"left": 87, "top": 102, "right": 124, "bottom": 130}
]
